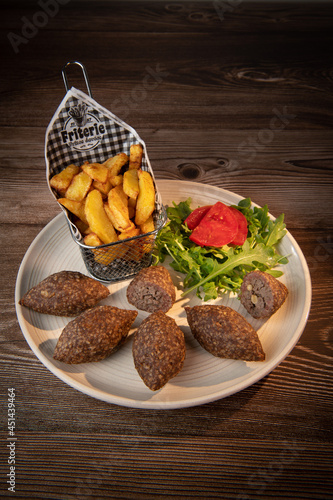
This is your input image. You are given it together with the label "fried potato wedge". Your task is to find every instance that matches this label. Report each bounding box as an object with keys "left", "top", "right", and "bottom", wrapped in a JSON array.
[
  {"left": 65, "top": 171, "right": 92, "bottom": 201},
  {"left": 139, "top": 214, "right": 155, "bottom": 234},
  {"left": 85, "top": 189, "right": 118, "bottom": 244},
  {"left": 83, "top": 232, "right": 103, "bottom": 247},
  {"left": 107, "top": 185, "right": 132, "bottom": 231},
  {"left": 129, "top": 144, "right": 143, "bottom": 170},
  {"left": 82, "top": 162, "right": 109, "bottom": 183},
  {"left": 58, "top": 198, "right": 89, "bottom": 226},
  {"left": 109, "top": 174, "right": 123, "bottom": 187},
  {"left": 50, "top": 145, "right": 158, "bottom": 270},
  {"left": 74, "top": 218, "right": 90, "bottom": 236},
  {"left": 128, "top": 197, "right": 136, "bottom": 219},
  {"left": 84, "top": 231, "right": 126, "bottom": 264},
  {"left": 118, "top": 225, "right": 140, "bottom": 240},
  {"left": 93, "top": 178, "right": 113, "bottom": 197},
  {"left": 117, "top": 226, "right": 141, "bottom": 258},
  {"left": 123, "top": 169, "right": 139, "bottom": 199},
  {"left": 135, "top": 170, "right": 155, "bottom": 225},
  {"left": 50, "top": 164, "right": 80, "bottom": 195},
  {"left": 103, "top": 202, "right": 114, "bottom": 223},
  {"left": 104, "top": 153, "right": 128, "bottom": 177},
  {"left": 128, "top": 235, "right": 155, "bottom": 262}
]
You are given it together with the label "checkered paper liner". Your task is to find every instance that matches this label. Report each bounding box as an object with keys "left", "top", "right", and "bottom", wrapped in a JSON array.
[{"left": 45, "top": 87, "right": 167, "bottom": 283}]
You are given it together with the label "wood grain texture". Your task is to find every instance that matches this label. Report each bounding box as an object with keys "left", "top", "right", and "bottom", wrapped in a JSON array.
[
  {"left": 1, "top": 1, "right": 332, "bottom": 499},
  {"left": 10, "top": 434, "right": 333, "bottom": 499}
]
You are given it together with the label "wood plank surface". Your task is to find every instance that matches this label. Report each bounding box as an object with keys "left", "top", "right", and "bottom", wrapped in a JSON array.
[{"left": 1, "top": 1, "right": 332, "bottom": 499}]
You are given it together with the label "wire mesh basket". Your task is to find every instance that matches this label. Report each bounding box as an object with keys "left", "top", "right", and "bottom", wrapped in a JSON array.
[
  {"left": 45, "top": 61, "right": 167, "bottom": 283},
  {"left": 76, "top": 206, "right": 166, "bottom": 282}
]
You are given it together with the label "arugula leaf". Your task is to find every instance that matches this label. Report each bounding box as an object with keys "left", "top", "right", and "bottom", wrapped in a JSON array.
[
  {"left": 182, "top": 241, "right": 275, "bottom": 297},
  {"left": 167, "top": 199, "right": 192, "bottom": 225},
  {"left": 153, "top": 197, "right": 288, "bottom": 301},
  {"left": 264, "top": 213, "right": 287, "bottom": 247}
]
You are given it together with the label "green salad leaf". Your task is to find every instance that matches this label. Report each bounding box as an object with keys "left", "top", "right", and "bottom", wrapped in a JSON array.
[{"left": 153, "top": 197, "right": 288, "bottom": 301}]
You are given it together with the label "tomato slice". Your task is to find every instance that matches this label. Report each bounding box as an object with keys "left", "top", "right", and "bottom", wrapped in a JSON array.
[
  {"left": 228, "top": 206, "right": 248, "bottom": 246},
  {"left": 189, "top": 202, "right": 238, "bottom": 247},
  {"left": 185, "top": 205, "right": 212, "bottom": 230}
]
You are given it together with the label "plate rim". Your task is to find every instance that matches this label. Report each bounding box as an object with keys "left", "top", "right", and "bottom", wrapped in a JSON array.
[{"left": 15, "top": 180, "right": 312, "bottom": 409}]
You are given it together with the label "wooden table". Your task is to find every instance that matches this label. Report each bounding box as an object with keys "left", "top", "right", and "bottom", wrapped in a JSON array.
[{"left": 1, "top": 1, "right": 332, "bottom": 498}]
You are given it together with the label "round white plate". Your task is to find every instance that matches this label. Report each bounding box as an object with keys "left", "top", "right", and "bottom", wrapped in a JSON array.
[{"left": 15, "top": 180, "right": 311, "bottom": 409}]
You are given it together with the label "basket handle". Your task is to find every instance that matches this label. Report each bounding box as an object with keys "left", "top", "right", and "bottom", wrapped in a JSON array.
[{"left": 62, "top": 61, "right": 92, "bottom": 97}]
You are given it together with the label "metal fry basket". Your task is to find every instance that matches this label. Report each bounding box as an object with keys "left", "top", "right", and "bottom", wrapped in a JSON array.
[
  {"left": 77, "top": 211, "right": 166, "bottom": 283},
  {"left": 45, "top": 61, "right": 167, "bottom": 283}
]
